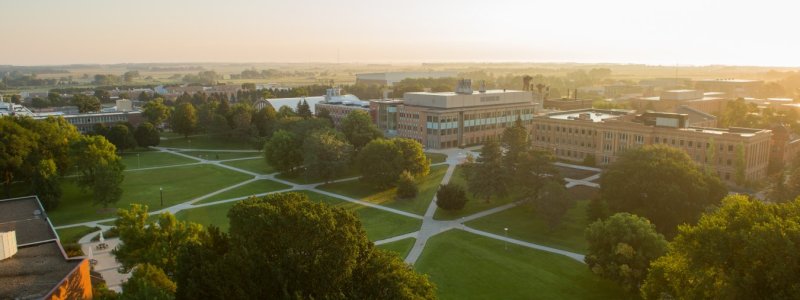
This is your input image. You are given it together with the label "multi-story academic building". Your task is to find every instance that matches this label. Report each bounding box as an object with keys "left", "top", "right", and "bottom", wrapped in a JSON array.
[
  {"left": 531, "top": 109, "right": 772, "bottom": 185},
  {"left": 371, "top": 79, "right": 538, "bottom": 149},
  {"left": 313, "top": 88, "right": 370, "bottom": 128}
]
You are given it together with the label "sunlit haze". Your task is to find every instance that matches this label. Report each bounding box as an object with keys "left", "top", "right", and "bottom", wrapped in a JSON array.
[{"left": 2, "top": 0, "right": 799, "bottom": 66}]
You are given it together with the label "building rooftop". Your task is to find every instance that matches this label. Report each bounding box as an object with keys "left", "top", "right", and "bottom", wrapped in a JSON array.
[
  {"left": 406, "top": 89, "right": 523, "bottom": 97},
  {"left": 695, "top": 79, "right": 762, "bottom": 83},
  {"left": 0, "top": 196, "right": 85, "bottom": 299},
  {"left": 545, "top": 109, "right": 633, "bottom": 122}
]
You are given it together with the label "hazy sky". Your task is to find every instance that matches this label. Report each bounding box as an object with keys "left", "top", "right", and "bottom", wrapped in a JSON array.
[{"left": 2, "top": 0, "right": 798, "bottom": 66}]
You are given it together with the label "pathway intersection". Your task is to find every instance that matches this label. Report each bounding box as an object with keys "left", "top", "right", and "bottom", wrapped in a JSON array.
[{"left": 55, "top": 145, "right": 601, "bottom": 290}]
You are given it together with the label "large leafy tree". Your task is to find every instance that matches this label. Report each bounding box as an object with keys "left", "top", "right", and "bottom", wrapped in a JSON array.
[
  {"left": 134, "top": 122, "right": 160, "bottom": 148},
  {"left": 31, "top": 159, "right": 62, "bottom": 210},
  {"left": 71, "top": 94, "right": 101, "bottom": 113},
  {"left": 357, "top": 138, "right": 431, "bottom": 188},
  {"left": 114, "top": 204, "right": 205, "bottom": 276},
  {"left": 0, "top": 118, "right": 38, "bottom": 197},
  {"left": 142, "top": 98, "right": 170, "bottom": 125},
  {"left": 302, "top": 129, "right": 353, "bottom": 183},
  {"left": 642, "top": 195, "right": 800, "bottom": 299},
  {"left": 171, "top": 102, "right": 198, "bottom": 138},
  {"left": 107, "top": 124, "right": 137, "bottom": 153},
  {"left": 71, "top": 135, "right": 125, "bottom": 208},
  {"left": 252, "top": 106, "right": 277, "bottom": 137},
  {"left": 175, "top": 193, "right": 435, "bottom": 299},
  {"left": 585, "top": 213, "right": 667, "bottom": 292},
  {"left": 340, "top": 110, "right": 383, "bottom": 150},
  {"left": 263, "top": 130, "right": 303, "bottom": 174},
  {"left": 357, "top": 139, "right": 402, "bottom": 188},
  {"left": 92, "top": 161, "right": 125, "bottom": 208},
  {"left": 599, "top": 145, "right": 727, "bottom": 236},
  {"left": 532, "top": 180, "right": 572, "bottom": 230},
  {"left": 502, "top": 118, "right": 529, "bottom": 172},
  {"left": 119, "top": 263, "right": 176, "bottom": 300}
]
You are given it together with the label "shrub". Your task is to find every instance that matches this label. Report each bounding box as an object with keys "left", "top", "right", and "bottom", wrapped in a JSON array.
[
  {"left": 436, "top": 183, "right": 468, "bottom": 211},
  {"left": 396, "top": 171, "right": 418, "bottom": 199}
]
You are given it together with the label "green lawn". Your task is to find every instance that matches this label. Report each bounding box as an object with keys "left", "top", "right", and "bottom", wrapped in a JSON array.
[
  {"left": 158, "top": 135, "right": 255, "bottom": 150},
  {"left": 377, "top": 238, "right": 416, "bottom": 258},
  {"left": 221, "top": 158, "right": 275, "bottom": 175},
  {"left": 434, "top": 165, "right": 520, "bottom": 220},
  {"left": 195, "top": 179, "right": 292, "bottom": 204},
  {"left": 554, "top": 166, "right": 598, "bottom": 180},
  {"left": 47, "top": 164, "right": 252, "bottom": 225},
  {"left": 177, "top": 191, "right": 421, "bottom": 241},
  {"left": 55, "top": 226, "right": 98, "bottom": 244},
  {"left": 180, "top": 151, "right": 261, "bottom": 161},
  {"left": 415, "top": 230, "right": 629, "bottom": 300},
  {"left": 120, "top": 151, "right": 195, "bottom": 170},
  {"left": 318, "top": 165, "right": 448, "bottom": 215},
  {"left": 426, "top": 153, "right": 447, "bottom": 164},
  {"left": 276, "top": 166, "right": 361, "bottom": 185},
  {"left": 464, "top": 186, "right": 598, "bottom": 253}
]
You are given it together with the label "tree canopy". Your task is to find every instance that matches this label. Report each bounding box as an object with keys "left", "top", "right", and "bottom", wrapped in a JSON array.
[
  {"left": 599, "top": 145, "right": 727, "bottom": 235},
  {"left": 357, "top": 138, "right": 430, "bottom": 188},
  {"left": 175, "top": 193, "right": 436, "bottom": 299},
  {"left": 142, "top": 98, "right": 170, "bottom": 125},
  {"left": 302, "top": 129, "right": 353, "bottom": 183},
  {"left": 585, "top": 212, "right": 667, "bottom": 292},
  {"left": 171, "top": 102, "right": 198, "bottom": 138},
  {"left": 263, "top": 130, "right": 303, "bottom": 173},
  {"left": 642, "top": 195, "right": 800, "bottom": 299},
  {"left": 340, "top": 110, "right": 383, "bottom": 150}
]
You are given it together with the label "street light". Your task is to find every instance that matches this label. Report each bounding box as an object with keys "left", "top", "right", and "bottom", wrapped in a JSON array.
[
  {"left": 504, "top": 227, "right": 508, "bottom": 251},
  {"left": 136, "top": 153, "right": 140, "bottom": 169},
  {"left": 160, "top": 187, "right": 163, "bottom": 208}
]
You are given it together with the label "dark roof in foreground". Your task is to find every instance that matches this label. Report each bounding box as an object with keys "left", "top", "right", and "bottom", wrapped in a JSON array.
[
  {"left": 0, "top": 197, "right": 56, "bottom": 245},
  {"left": 0, "top": 196, "right": 85, "bottom": 299}
]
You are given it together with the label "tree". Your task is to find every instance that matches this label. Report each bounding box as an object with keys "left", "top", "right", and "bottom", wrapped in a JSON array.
[
  {"left": 0, "top": 118, "right": 37, "bottom": 197},
  {"left": 599, "top": 145, "right": 727, "bottom": 236},
  {"left": 142, "top": 98, "right": 170, "bottom": 125},
  {"left": 357, "top": 138, "right": 431, "bottom": 188},
  {"left": 532, "top": 180, "right": 572, "bottom": 230},
  {"left": 296, "top": 99, "right": 312, "bottom": 119},
  {"left": 134, "top": 122, "right": 160, "bottom": 148},
  {"left": 114, "top": 204, "right": 204, "bottom": 276},
  {"left": 341, "top": 110, "right": 383, "bottom": 150},
  {"left": 71, "top": 94, "right": 101, "bottom": 113},
  {"left": 585, "top": 213, "right": 667, "bottom": 292},
  {"left": 22, "top": 116, "right": 80, "bottom": 176},
  {"left": 502, "top": 118, "right": 529, "bottom": 172},
  {"left": 357, "top": 139, "right": 403, "bottom": 188},
  {"left": 302, "top": 129, "right": 353, "bottom": 183},
  {"left": 175, "top": 193, "right": 435, "bottom": 299},
  {"left": 94, "top": 89, "right": 112, "bottom": 103},
  {"left": 31, "top": 159, "right": 62, "bottom": 210},
  {"left": 91, "top": 160, "right": 125, "bottom": 208},
  {"left": 119, "top": 264, "right": 175, "bottom": 300},
  {"left": 171, "top": 102, "right": 197, "bottom": 138},
  {"left": 123, "top": 71, "right": 140, "bottom": 83},
  {"left": 393, "top": 138, "right": 430, "bottom": 177},
  {"left": 396, "top": 171, "right": 418, "bottom": 199},
  {"left": 252, "top": 106, "right": 277, "bottom": 137},
  {"left": 107, "top": 124, "right": 137, "bottom": 153},
  {"left": 436, "top": 183, "right": 468, "bottom": 211},
  {"left": 71, "top": 135, "right": 123, "bottom": 194},
  {"left": 641, "top": 195, "right": 800, "bottom": 299},
  {"left": 466, "top": 139, "right": 507, "bottom": 202},
  {"left": 263, "top": 130, "right": 303, "bottom": 173}
]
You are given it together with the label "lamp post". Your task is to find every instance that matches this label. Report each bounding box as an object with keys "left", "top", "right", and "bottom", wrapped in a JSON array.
[
  {"left": 160, "top": 187, "right": 163, "bottom": 208},
  {"left": 136, "top": 153, "right": 140, "bottom": 169},
  {"left": 504, "top": 227, "right": 508, "bottom": 251}
]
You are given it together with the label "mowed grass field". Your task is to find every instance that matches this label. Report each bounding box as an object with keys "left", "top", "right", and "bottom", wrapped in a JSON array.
[
  {"left": 465, "top": 186, "right": 599, "bottom": 253},
  {"left": 195, "top": 179, "right": 292, "bottom": 204},
  {"left": 318, "top": 165, "right": 448, "bottom": 215},
  {"left": 55, "top": 226, "right": 98, "bottom": 244},
  {"left": 120, "top": 151, "right": 195, "bottom": 170},
  {"left": 47, "top": 164, "right": 252, "bottom": 225},
  {"left": 221, "top": 158, "right": 275, "bottom": 175},
  {"left": 415, "top": 230, "right": 629, "bottom": 300},
  {"left": 159, "top": 135, "right": 255, "bottom": 150},
  {"left": 176, "top": 191, "right": 421, "bottom": 241},
  {"left": 179, "top": 151, "right": 261, "bottom": 161},
  {"left": 377, "top": 238, "right": 416, "bottom": 258}
]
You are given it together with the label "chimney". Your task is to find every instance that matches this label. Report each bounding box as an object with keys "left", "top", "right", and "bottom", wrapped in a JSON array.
[
  {"left": 479, "top": 81, "right": 486, "bottom": 93},
  {"left": 0, "top": 231, "right": 17, "bottom": 260},
  {"left": 522, "top": 75, "right": 532, "bottom": 91},
  {"left": 455, "top": 79, "right": 473, "bottom": 94}
]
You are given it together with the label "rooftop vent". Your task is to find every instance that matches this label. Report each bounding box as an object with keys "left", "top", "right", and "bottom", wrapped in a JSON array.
[
  {"left": 455, "top": 79, "right": 473, "bottom": 95},
  {"left": 0, "top": 231, "right": 18, "bottom": 260}
]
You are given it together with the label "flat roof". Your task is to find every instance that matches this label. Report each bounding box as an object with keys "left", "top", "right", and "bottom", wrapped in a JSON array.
[
  {"left": 0, "top": 197, "right": 84, "bottom": 299},
  {"left": 406, "top": 89, "right": 523, "bottom": 96},
  {"left": 0, "top": 197, "right": 56, "bottom": 245},
  {"left": 695, "top": 79, "right": 762, "bottom": 83},
  {"left": 545, "top": 109, "right": 632, "bottom": 122}
]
